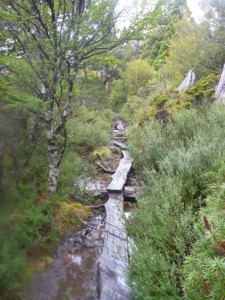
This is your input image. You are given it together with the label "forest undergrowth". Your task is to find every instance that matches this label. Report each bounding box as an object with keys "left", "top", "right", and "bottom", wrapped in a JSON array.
[{"left": 0, "top": 105, "right": 114, "bottom": 296}]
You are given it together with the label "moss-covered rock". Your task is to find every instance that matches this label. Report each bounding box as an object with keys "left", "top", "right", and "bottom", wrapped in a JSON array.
[
  {"left": 56, "top": 201, "right": 92, "bottom": 235},
  {"left": 90, "top": 146, "right": 112, "bottom": 162},
  {"left": 185, "top": 73, "right": 219, "bottom": 104}
]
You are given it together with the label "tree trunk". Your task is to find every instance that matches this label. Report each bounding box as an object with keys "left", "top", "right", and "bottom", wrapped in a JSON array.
[
  {"left": 215, "top": 63, "right": 225, "bottom": 104},
  {"left": 44, "top": 79, "right": 73, "bottom": 193},
  {"left": 48, "top": 144, "right": 60, "bottom": 193},
  {"left": 177, "top": 69, "right": 195, "bottom": 92},
  {"left": 45, "top": 102, "right": 60, "bottom": 193},
  {"left": 107, "top": 80, "right": 112, "bottom": 95}
]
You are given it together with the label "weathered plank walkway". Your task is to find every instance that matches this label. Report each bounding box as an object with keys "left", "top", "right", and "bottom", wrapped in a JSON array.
[
  {"left": 99, "top": 119, "right": 132, "bottom": 300},
  {"left": 107, "top": 150, "right": 133, "bottom": 193}
]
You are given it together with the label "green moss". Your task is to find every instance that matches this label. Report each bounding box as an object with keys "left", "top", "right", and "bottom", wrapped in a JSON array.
[
  {"left": 91, "top": 146, "right": 112, "bottom": 162},
  {"left": 155, "top": 94, "right": 169, "bottom": 108},
  {"left": 56, "top": 201, "right": 92, "bottom": 235},
  {"left": 185, "top": 73, "right": 218, "bottom": 103}
]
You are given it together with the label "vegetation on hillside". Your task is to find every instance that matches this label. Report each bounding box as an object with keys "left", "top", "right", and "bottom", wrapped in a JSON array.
[
  {"left": 1, "top": 0, "right": 225, "bottom": 298},
  {"left": 109, "top": 0, "right": 225, "bottom": 299},
  {"left": 127, "top": 107, "right": 225, "bottom": 299}
]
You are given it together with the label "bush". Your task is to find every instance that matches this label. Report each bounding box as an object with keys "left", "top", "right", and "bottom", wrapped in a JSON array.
[
  {"left": 57, "top": 150, "right": 84, "bottom": 195},
  {"left": 128, "top": 176, "right": 196, "bottom": 299},
  {"left": 76, "top": 76, "right": 109, "bottom": 110},
  {"left": 127, "top": 106, "right": 225, "bottom": 299},
  {"left": 120, "top": 95, "right": 145, "bottom": 122},
  {"left": 0, "top": 236, "right": 26, "bottom": 293},
  {"left": 67, "top": 107, "right": 114, "bottom": 151},
  {"left": 183, "top": 162, "right": 225, "bottom": 299},
  {"left": 110, "top": 59, "right": 156, "bottom": 111},
  {"left": 0, "top": 193, "right": 59, "bottom": 295},
  {"left": 121, "top": 73, "right": 218, "bottom": 126}
]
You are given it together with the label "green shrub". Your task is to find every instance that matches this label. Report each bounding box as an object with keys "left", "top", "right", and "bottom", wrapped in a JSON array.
[
  {"left": 185, "top": 74, "right": 218, "bottom": 104},
  {"left": 127, "top": 106, "right": 225, "bottom": 299},
  {"left": 124, "top": 73, "right": 218, "bottom": 125},
  {"left": 110, "top": 79, "right": 129, "bottom": 112},
  {"left": 184, "top": 162, "right": 225, "bottom": 299},
  {"left": 120, "top": 95, "right": 145, "bottom": 122},
  {"left": 67, "top": 107, "right": 113, "bottom": 151},
  {"left": 128, "top": 176, "right": 196, "bottom": 299},
  {"left": 76, "top": 77, "right": 109, "bottom": 110},
  {"left": 0, "top": 236, "right": 26, "bottom": 293},
  {"left": 0, "top": 191, "right": 59, "bottom": 295},
  {"left": 155, "top": 94, "right": 169, "bottom": 108},
  {"left": 57, "top": 151, "right": 84, "bottom": 195}
]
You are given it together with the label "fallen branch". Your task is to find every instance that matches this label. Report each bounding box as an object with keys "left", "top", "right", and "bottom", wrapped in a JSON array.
[
  {"left": 76, "top": 215, "right": 96, "bottom": 229},
  {"left": 88, "top": 204, "right": 105, "bottom": 209},
  {"left": 96, "top": 162, "right": 116, "bottom": 174}
]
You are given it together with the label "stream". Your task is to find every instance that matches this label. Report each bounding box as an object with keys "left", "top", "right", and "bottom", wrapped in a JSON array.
[
  {"left": 25, "top": 120, "right": 138, "bottom": 300},
  {"left": 26, "top": 212, "right": 105, "bottom": 300}
]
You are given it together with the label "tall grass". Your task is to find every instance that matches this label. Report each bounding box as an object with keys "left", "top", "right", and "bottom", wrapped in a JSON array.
[{"left": 127, "top": 106, "right": 225, "bottom": 299}]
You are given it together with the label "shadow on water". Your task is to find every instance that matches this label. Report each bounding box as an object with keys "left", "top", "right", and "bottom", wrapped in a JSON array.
[{"left": 25, "top": 212, "right": 105, "bottom": 300}]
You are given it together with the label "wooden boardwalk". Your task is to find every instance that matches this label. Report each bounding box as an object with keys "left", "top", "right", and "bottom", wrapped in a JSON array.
[{"left": 99, "top": 120, "right": 132, "bottom": 300}]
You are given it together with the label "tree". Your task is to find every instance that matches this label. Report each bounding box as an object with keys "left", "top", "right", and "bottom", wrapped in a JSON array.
[
  {"left": 163, "top": 16, "right": 207, "bottom": 86},
  {"left": 0, "top": 0, "right": 131, "bottom": 193},
  {"left": 110, "top": 59, "right": 155, "bottom": 110},
  {"left": 198, "top": 0, "right": 225, "bottom": 72},
  {"left": 141, "top": 0, "right": 187, "bottom": 69}
]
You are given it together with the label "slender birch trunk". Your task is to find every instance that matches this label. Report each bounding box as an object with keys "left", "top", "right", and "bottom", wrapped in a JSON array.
[
  {"left": 44, "top": 103, "right": 59, "bottom": 193},
  {"left": 44, "top": 78, "right": 74, "bottom": 193}
]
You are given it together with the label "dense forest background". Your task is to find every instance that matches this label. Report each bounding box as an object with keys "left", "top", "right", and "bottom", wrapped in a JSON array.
[{"left": 1, "top": 0, "right": 225, "bottom": 299}]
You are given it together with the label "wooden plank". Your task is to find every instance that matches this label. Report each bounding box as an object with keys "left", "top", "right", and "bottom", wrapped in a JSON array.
[
  {"left": 124, "top": 186, "right": 139, "bottom": 199},
  {"left": 113, "top": 140, "right": 127, "bottom": 150},
  {"left": 99, "top": 119, "right": 132, "bottom": 299},
  {"left": 107, "top": 151, "right": 133, "bottom": 193},
  {"left": 115, "top": 119, "right": 125, "bottom": 131},
  {"left": 99, "top": 196, "right": 132, "bottom": 300},
  {"left": 111, "top": 130, "right": 125, "bottom": 137}
]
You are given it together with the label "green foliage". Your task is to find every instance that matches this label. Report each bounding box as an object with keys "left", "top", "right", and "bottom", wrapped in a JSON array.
[
  {"left": 185, "top": 73, "right": 218, "bottom": 104},
  {"left": 57, "top": 151, "right": 84, "bottom": 195},
  {"left": 154, "top": 93, "right": 169, "bottom": 108},
  {"left": 76, "top": 76, "right": 109, "bottom": 109},
  {"left": 184, "top": 161, "right": 225, "bottom": 299},
  {"left": 120, "top": 95, "right": 145, "bottom": 122},
  {"left": 127, "top": 106, "right": 225, "bottom": 299},
  {"left": 122, "top": 73, "right": 218, "bottom": 126},
  {"left": 21, "top": 134, "right": 48, "bottom": 188},
  {"left": 0, "top": 236, "right": 26, "bottom": 293},
  {"left": 67, "top": 106, "right": 113, "bottom": 151},
  {"left": 16, "top": 198, "right": 59, "bottom": 251},
  {"left": 163, "top": 15, "right": 204, "bottom": 85},
  {"left": 129, "top": 176, "right": 195, "bottom": 299},
  {"left": 110, "top": 59, "right": 155, "bottom": 111},
  {"left": 0, "top": 190, "right": 59, "bottom": 294},
  {"left": 109, "top": 78, "right": 128, "bottom": 111},
  {"left": 141, "top": 0, "right": 187, "bottom": 69}
]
